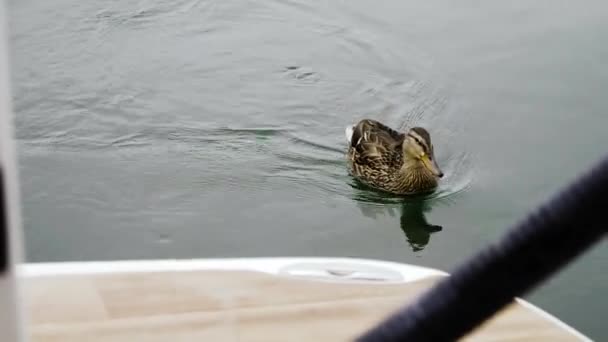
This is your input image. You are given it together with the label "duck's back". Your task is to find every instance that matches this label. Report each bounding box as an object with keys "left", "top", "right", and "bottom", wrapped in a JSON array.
[
  {"left": 345, "top": 119, "right": 406, "bottom": 190},
  {"left": 347, "top": 119, "right": 404, "bottom": 150}
]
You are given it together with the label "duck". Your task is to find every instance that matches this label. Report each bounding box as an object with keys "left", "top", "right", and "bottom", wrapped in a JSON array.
[{"left": 345, "top": 119, "right": 443, "bottom": 195}]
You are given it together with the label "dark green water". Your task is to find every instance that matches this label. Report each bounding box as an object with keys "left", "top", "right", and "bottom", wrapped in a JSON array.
[{"left": 8, "top": 0, "right": 607, "bottom": 339}]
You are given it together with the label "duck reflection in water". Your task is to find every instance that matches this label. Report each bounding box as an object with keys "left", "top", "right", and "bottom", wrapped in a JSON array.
[
  {"left": 399, "top": 200, "right": 442, "bottom": 252},
  {"left": 354, "top": 191, "right": 443, "bottom": 251}
]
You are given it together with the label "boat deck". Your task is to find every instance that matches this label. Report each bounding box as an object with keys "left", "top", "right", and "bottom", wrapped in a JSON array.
[{"left": 22, "top": 269, "right": 583, "bottom": 341}]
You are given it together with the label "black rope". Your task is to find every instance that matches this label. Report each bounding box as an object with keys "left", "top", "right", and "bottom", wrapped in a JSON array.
[{"left": 356, "top": 155, "right": 608, "bottom": 342}]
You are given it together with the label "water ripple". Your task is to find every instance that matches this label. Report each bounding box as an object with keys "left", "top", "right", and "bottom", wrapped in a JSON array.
[{"left": 13, "top": 0, "right": 475, "bottom": 208}]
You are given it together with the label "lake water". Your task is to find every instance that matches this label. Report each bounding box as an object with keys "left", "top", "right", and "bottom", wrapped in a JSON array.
[{"left": 8, "top": 0, "right": 608, "bottom": 339}]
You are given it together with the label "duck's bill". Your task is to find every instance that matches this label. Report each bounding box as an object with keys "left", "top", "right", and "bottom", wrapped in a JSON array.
[{"left": 422, "top": 155, "right": 444, "bottom": 178}]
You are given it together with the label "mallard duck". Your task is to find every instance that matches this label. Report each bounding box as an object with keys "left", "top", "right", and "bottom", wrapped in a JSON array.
[{"left": 345, "top": 119, "right": 443, "bottom": 195}]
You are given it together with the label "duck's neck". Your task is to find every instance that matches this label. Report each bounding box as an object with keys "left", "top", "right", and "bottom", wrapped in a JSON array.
[{"left": 398, "top": 159, "right": 437, "bottom": 193}]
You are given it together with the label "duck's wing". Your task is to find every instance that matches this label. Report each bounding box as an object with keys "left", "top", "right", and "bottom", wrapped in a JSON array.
[
  {"left": 350, "top": 119, "right": 404, "bottom": 148},
  {"left": 349, "top": 119, "right": 404, "bottom": 161}
]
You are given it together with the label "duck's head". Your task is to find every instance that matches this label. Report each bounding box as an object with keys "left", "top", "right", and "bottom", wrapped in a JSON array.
[{"left": 403, "top": 127, "right": 444, "bottom": 178}]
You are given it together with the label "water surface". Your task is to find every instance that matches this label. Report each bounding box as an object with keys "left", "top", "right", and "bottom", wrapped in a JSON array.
[{"left": 8, "top": 0, "right": 608, "bottom": 339}]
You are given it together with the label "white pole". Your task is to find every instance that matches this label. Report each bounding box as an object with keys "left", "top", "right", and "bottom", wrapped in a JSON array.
[{"left": 0, "top": 0, "right": 26, "bottom": 340}]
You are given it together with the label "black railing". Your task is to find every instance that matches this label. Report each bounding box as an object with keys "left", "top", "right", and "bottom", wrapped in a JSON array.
[{"left": 0, "top": 167, "right": 7, "bottom": 273}]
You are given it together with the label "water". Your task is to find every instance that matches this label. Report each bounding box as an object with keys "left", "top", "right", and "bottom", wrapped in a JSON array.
[{"left": 8, "top": 0, "right": 608, "bottom": 339}]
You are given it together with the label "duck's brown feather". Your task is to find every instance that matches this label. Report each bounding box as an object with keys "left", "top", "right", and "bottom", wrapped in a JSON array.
[
  {"left": 349, "top": 119, "right": 405, "bottom": 150},
  {"left": 346, "top": 119, "right": 437, "bottom": 195}
]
